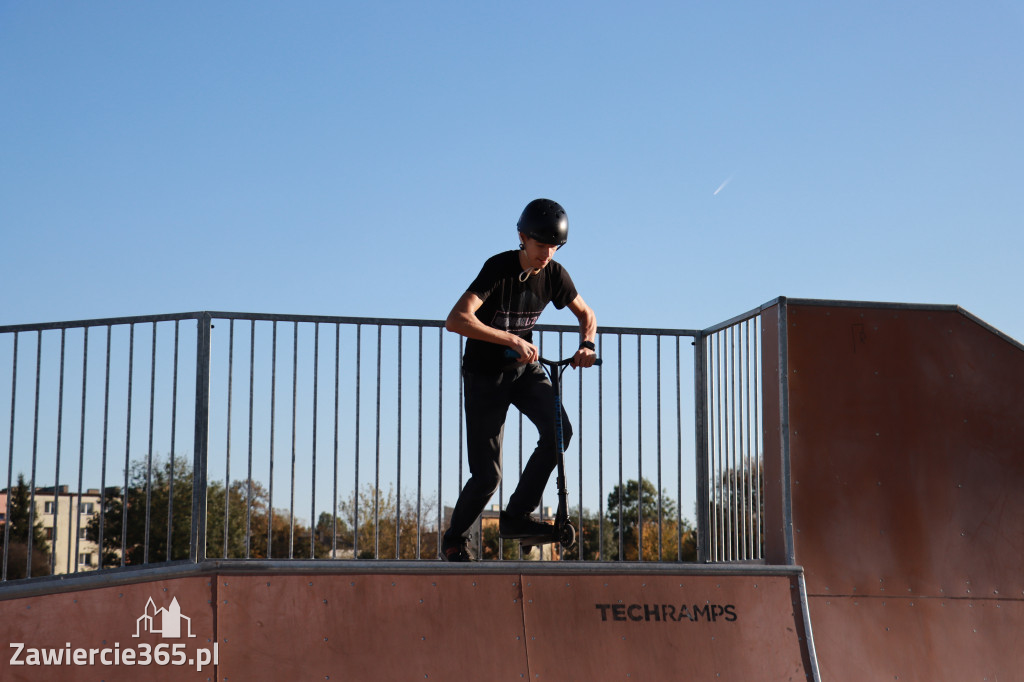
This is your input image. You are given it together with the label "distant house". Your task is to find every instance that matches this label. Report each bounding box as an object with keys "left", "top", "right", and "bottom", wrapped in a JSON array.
[{"left": 0, "top": 485, "right": 104, "bottom": 574}]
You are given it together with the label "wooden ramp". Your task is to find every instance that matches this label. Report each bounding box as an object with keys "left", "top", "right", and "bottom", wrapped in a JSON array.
[
  {"left": 762, "top": 299, "right": 1024, "bottom": 681},
  {"left": 0, "top": 567, "right": 816, "bottom": 681}
]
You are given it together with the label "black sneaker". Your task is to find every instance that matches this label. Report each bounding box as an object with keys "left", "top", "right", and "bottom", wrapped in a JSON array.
[
  {"left": 440, "top": 531, "right": 475, "bottom": 562},
  {"left": 499, "top": 511, "right": 554, "bottom": 539}
]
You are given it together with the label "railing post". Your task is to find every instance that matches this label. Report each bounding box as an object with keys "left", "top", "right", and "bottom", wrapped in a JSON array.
[
  {"left": 191, "top": 313, "right": 211, "bottom": 564},
  {"left": 693, "top": 330, "right": 711, "bottom": 563}
]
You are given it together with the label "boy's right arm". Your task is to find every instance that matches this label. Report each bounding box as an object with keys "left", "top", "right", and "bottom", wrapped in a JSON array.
[{"left": 446, "top": 291, "right": 538, "bottom": 363}]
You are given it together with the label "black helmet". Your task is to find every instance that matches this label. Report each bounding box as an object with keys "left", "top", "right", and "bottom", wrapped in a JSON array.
[{"left": 517, "top": 198, "right": 568, "bottom": 247}]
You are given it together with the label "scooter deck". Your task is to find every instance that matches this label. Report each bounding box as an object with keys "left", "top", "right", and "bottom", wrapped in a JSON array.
[{"left": 500, "top": 532, "right": 559, "bottom": 546}]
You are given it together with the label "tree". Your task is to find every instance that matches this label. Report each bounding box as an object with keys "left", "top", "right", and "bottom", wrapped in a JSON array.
[
  {"left": 87, "top": 457, "right": 194, "bottom": 566},
  {"left": 605, "top": 478, "right": 695, "bottom": 561},
  {"left": 87, "top": 456, "right": 325, "bottom": 565},
  {"left": 709, "top": 459, "right": 764, "bottom": 559},
  {"left": 338, "top": 485, "right": 438, "bottom": 559},
  {"left": 1, "top": 473, "right": 51, "bottom": 578},
  {"left": 4, "top": 474, "right": 50, "bottom": 551}
]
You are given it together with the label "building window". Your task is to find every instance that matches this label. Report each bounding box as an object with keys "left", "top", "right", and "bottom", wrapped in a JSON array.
[
  {"left": 79, "top": 553, "right": 94, "bottom": 567},
  {"left": 44, "top": 501, "right": 56, "bottom": 514},
  {"left": 79, "top": 502, "right": 95, "bottom": 515}
]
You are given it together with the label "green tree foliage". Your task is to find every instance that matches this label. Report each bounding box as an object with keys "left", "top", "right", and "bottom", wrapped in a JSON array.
[
  {"left": 605, "top": 478, "right": 696, "bottom": 561},
  {"left": 87, "top": 456, "right": 335, "bottom": 565},
  {"left": 337, "top": 485, "right": 438, "bottom": 559},
  {"left": 710, "top": 459, "right": 764, "bottom": 559},
  {"left": 4, "top": 474, "right": 50, "bottom": 551},
  {"left": 1, "top": 473, "right": 51, "bottom": 578},
  {"left": 87, "top": 457, "right": 194, "bottom": 566}
]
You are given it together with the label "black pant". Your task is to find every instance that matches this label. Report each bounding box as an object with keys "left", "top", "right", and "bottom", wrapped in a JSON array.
[{"left": 446, "top": 363, "right": 572, "bottom": 539}]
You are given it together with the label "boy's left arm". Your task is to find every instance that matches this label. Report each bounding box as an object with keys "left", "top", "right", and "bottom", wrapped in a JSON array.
[{"left": 567, "top": 295, "right": 597, "bottom": 368}]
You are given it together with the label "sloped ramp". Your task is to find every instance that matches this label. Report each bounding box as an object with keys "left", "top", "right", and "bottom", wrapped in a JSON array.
[{"left": 0, "top": 567, "right": 816, "bottom": 681}]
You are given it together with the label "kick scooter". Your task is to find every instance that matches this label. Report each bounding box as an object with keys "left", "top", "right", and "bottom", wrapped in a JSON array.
[{"left": 499, "top": 351, "right": 601, "bottom": 555}]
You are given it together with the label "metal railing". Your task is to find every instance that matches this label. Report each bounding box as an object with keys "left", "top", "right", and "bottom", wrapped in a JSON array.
[
  {"left": 696, "top": 307, "right": 765, "bottom": 562},
  {"left": 0, "top": 307, "right": 766, "bottom": 584}
]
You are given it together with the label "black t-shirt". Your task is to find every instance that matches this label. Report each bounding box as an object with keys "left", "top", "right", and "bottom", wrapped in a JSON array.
[{"left": 462, "top": 250, "right": 578, "bottom": 373}]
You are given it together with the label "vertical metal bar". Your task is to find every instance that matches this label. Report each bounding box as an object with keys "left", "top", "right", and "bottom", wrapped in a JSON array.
[
  {"left": 3, "top": 331, "right": 17, "bottom": 581},
  {"left": 122, "top": 323, "right": 135, "bottom": 567},
  {"left": 577, "top": 331, "right": 583, "bottom": 559},
  {"left": 458, "top": 334, "right": 464, "bottom": 493},
  {"left": 99, "top": 326, "right": 111, "bottom": 568},
  {"left": 744, "top": 319, "right": 752, "bottom": 559},
  {"left": 396, "top": 326, "right": 403, "bottom": 559},
  {"left": 374, "top": 325, "right": 382, "bottom": 559},
  {"left": 224, "top": 319, "right": 235, "bottom": 559},
  {"left": 731, "top": 326, "right": 738, "bottom": 560},
  {"left": 616, "top": 333, "right": 623, "bottom": 561},
  {"left": 597, "top": 332, "right": 604, "bottom": 561},
  {"left": 353, "top": 324, "right": 361, "bottom": 559},
  {"left": 436, "top": 328, "right": 443, "bottom": 558},
  {"left": 245, "top": 320, "right": 255, "bottom": 559},
  {"left": 144, "top": 321, "right": 157, "bottom": 564},
  {"left": 27, "top": 331, "right": 42, "bottom": 577},
  {"left": 191, "top": 314, "right": 211, "bottom": 564},
  {"left": 754, "top": 315, "right": 762, "bottom": 558},
  {"left": 416, "top": 326, "right": 423, "bottom": 560},
  {"left": 289, "top": 322, "right": 298, "bottom": 559},
  {"left": 168, "top": 321, "right": 180, "bottom": 561},
  {"left": 777, "top": 299, "right": 795, "bottom": 564},
  {"left": 74, "top": 328, "right": 90, "bottom": 572},
  {"left": 693, "top": 331, "right": 708, "bottom": 563},
  {"left": 51, "top": 330, "right": 67, "bottom": 575},
  {"left": 332, "top": 323, "right": 340, "bottom": 556},
  {"left": 656, "top": 335, "right": 663, "bottom": 561},
  {"left": 268, "top": 321, "right": 277, "bottom": 558},
  {"left": 676, "top": 336, "right": 683, "bottom": 561},
  {"left": 311, "top": 322, "right": 319, "bottom": 559},
  {"left": 714, "top": 331, "right": 723, "bottom": 561},
  {"left": 636, "top": 334, "right": 643, "bottom": 560}
]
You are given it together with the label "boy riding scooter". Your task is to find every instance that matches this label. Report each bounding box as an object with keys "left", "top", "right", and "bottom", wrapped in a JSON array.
[{"left": 440, "top": 198, "right": 598, "bottom": 562}]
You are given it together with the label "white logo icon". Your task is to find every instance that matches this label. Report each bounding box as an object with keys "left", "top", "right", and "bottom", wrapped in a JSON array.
[{"left": 133, "top": 597, "right": 197, "bottom": 639}]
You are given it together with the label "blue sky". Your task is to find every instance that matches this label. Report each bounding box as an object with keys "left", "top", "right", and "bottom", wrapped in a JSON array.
[{"left": 3, "top": 1, "right": 1023, "bottom": 342}]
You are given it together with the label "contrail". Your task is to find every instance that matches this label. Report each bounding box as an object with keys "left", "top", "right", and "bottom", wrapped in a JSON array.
[{"left": 714, "top": 175, "right": 733, "bottom": 196}]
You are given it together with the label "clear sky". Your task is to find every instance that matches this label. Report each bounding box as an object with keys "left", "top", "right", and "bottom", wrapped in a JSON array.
[{"left": 3, "top": 1, "right": 1023, "bottom": 342}]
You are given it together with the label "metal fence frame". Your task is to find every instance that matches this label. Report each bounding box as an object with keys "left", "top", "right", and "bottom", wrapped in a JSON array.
[{"left": 0, "top": 306, "right": 770, "bottom": 586}]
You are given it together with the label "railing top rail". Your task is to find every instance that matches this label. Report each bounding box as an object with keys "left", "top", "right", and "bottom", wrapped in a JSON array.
[
  {"left": 0, "top": 312, "right": 205, "bottom": 334},
  {"left": 0, "top": 311, "right": 700, "bottom": 338}
]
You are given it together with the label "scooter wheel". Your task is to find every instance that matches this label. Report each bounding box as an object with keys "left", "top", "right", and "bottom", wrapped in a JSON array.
[{"left": 559, "top": 522, "right": 576, "bottom": 549}]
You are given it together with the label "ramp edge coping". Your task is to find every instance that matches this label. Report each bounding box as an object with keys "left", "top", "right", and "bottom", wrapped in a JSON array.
[{"left": 0, "top": 559, "right": 806, "bottom": 601}]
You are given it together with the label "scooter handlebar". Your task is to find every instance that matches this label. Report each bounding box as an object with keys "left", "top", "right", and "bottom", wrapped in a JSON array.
[{"left": 503, "top": 349, "right": 602, "bottom": 367}]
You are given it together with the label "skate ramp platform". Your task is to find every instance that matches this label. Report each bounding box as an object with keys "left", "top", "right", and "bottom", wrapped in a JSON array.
[
  {"left": 3, "top": 298, "right": 1023, "bottom": 681},
  {"left": 761, "top": 299, "right": 1024, "bottom": 681},
  {"left": 0, "top": 564, "right": 816, "bottom": 681}
]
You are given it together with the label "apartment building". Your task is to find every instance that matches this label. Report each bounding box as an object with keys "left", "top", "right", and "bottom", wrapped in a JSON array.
[{"left": 0, "top": 485, "right": 103, "bottom": 575}]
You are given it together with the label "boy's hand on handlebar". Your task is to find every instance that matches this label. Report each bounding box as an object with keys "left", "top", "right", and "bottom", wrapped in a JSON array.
[
  {"left": 571, "top": 347, "right": 597, "bottom": 369},
  {"left": 509, "top": 338, "right": 539, "bottom": 364}
]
